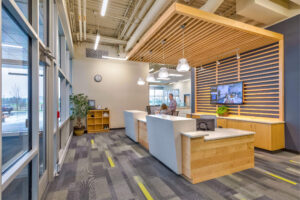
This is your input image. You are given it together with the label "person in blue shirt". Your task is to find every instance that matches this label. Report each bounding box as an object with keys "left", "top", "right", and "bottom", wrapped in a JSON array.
[{"left": 168, "top": 93, "right": 177, "bottom": 115}]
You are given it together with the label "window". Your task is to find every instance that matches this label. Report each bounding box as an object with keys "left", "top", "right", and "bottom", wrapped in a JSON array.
[
  {"left": 39, "top": 63, "right": 46, "bottom": 177},
  {"left": 1, "top": 7, "right": 31, "bottom": 172},
  {"left": 39, "top": 0, "right": 48, "bottom": 45},
  {"left": 149, "top": 86, "right": 180, "bottom": 106},
  {"left": 2, "top": 164, "right": 30, "bottom": 200},
  {"left": 15, "top": 0, "right": 31, "bottom": 21}
]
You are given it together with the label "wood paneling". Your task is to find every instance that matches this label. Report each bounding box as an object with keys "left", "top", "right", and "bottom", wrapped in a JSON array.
[
  {"left": 196, "top": 43, "right": 283, "bottom": 120},
  {"left": 182, "top": 134, "right": 254, "bottom": 184},
  {"left": 138, "top": 121, "right": 149, "bottom": 150},
  {"left": 127, "top": 3, "right": 282, "bottom": 67}
]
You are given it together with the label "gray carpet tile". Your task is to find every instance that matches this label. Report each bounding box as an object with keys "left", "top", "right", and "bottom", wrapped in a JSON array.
[{"left": 45, "top": 129, "right": 300, "bottom": 200}]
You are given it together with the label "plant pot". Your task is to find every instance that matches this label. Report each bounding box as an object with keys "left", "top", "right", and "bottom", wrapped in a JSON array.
[
  {"left": 218, "top": 112, "right": 229, "bottom": 117},
  {"left": 74, "top": 127, "right": 85, "bottom": 136}
]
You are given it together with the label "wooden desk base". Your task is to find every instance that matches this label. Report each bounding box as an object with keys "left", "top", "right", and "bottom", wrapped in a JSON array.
[
  {"left": 138, "top": 121, "right": 149, "bottom": 150},
  {"left": 182, "top": 134, "right": 254, "bottom": 184}
]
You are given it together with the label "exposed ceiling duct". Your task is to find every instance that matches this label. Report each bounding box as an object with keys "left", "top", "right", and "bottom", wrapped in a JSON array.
[
  {"left": 119, "top": 0, "right": 144, "bottom": 39},
  {"left": 124, "top": 0, "right": 154, "bottom": 40},
  {"left": 125, "top": 0, "right": 172, "bottom": 52},
  {"left": 236, "top": 0, "right": 299, "bottom": 25},
  {"left": 83, "top": 0, "right": 86, "bottom": 40},
  {"left": 199, "top": 0, "right": 224, "bottom": 12},
  {"left": 77, "top": 0, "right": 82, "bottom": 41}
]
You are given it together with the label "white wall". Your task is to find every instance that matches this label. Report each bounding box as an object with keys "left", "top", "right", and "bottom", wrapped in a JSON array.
[{"left": 72, "top": 45, "right": 149, "bottom": 128}]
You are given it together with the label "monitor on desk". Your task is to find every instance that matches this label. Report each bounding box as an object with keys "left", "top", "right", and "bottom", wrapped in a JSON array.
[{"left": 196, "top": 118, "right": 215, "bottom": 131}]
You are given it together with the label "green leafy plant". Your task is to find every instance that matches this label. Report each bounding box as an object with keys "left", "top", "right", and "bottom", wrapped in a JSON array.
[
  {"left": 70, "top": 93, "right": 89, "bottom": 129},
  {"left": 216, "top": 105, "right": 229, "bottom": 116}
]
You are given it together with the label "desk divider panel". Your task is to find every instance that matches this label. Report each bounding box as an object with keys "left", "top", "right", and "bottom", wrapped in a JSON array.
[{"left": 195, "top": 42, "right": 283, "bottom": 120}]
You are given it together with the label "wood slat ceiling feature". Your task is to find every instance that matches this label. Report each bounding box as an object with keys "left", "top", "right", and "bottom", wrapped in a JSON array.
[{"left": 127, "top": 3, "right": 283, "bottom": 67}]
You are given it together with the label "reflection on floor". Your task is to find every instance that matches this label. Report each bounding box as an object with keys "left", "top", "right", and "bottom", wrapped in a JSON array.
[{"left": 45, "top": 129, "right": 300, "bottom": 200}]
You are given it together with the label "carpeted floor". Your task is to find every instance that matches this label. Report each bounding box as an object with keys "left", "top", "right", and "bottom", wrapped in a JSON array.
[{"left": 45, "top": 129, "right": 300, "bottom": 200}]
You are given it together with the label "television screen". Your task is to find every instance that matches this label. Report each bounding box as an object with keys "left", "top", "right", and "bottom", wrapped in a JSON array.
[{"left": 210, "top": 82, "right": 243, "bottom": 105}]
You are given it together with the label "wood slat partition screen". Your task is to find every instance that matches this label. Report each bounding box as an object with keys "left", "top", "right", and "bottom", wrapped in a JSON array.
[{"left": 195, "top": 43, "right": 283, "bottom": 120}]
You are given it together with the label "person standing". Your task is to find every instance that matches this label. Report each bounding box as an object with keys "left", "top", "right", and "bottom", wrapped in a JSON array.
[{"left": 168, "top": 93, "right": 177, "bottom": 115}]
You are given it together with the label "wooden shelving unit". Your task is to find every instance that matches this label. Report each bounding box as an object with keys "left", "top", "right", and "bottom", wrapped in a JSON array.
[{"left": 87, "top": 110, "right": 110, "bottom": 133}]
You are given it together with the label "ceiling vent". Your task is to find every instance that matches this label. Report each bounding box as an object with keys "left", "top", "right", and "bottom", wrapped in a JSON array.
[
  {"left": 236, "top": 0, "right": 290, "bottom": 24},
  {"left": 86, "top": 48, "right": 108, "bottom": 59}
]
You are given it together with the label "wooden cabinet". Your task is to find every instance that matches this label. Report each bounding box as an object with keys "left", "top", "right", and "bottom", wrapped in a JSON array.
[
  {"left": 218, "top": 118, "right": 284, "bottom": 151},
  {"left": 217, "top": 118, "right": 227, "bottom": 128},
  {"left": 87, "top": 110, "right": 110, "bottom": 133}
]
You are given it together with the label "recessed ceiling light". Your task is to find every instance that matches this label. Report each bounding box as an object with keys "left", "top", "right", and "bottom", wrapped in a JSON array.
[{"left": 169, "top": 74, "right": 183, "bottom": 77}]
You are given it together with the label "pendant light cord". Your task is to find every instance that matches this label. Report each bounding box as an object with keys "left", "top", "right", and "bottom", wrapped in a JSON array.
[{"left": 181, "top": 24, "right": 185, "bottom": 58}]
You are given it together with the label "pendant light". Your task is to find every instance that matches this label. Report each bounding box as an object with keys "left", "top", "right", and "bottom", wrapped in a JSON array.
[
  {"left": 159, "top": 40, "right": 169, "bottom": 78},
  {"left": 146, "top": 50, "right": 156, "bottom": 82},
  {"left": 177, "top": 24, "right": 190, "bottom": 72},
  {"left": 137, "top": 78, "right": 145, "bottom": 85},
  {"left": 158, "top": 67, "right": 168, "bottom": 78},
  {"left": 236, "top": 51, "right": 240, "bottom": 60}
]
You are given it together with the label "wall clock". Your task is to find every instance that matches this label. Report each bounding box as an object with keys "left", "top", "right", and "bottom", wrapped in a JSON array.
[{"left": 94, "top": 74, "right": 102, "bottom": 82}]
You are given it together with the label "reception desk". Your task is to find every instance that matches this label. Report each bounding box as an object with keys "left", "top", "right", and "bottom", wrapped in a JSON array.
[
  {"left": 123, "top": 110, "right": 147, "bottom": 142},
  {"left": 124, "top": 112, "right": 255, "bottom": 184}
]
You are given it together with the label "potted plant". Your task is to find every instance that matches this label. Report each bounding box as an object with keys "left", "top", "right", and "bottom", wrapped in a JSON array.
[
  {"left": 216, "top": 105, "right": 229, "bottom": 117},
  {"left": 70, "top": 93, "right": 89, "bottom": 136}
]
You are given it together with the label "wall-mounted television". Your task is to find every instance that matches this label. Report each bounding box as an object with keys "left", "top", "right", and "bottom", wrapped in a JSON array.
[{"left": 210, "top": 82, "right": 243, "bottom": 105}]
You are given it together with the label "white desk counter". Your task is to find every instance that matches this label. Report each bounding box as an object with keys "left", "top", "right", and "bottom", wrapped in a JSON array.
[
  {"left": 146, "top": 115, "right": 196, "bottom": 174},
  {"left": 181, "top": 128, "right": 255, "bottom": 140}
]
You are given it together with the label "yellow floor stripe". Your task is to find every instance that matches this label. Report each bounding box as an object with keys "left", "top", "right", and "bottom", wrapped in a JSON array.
[
  {"left": 105, "top": 151, "right": 115, "bottom": 168},
  {"left": 266, "top": 172, "right": 297, "bottom": 185},
  {"left": 289, "top": 160, "right": 300, "bottom": 165},
  {"left": 134, "top": 176, "right": 154, "bottom": 200}
]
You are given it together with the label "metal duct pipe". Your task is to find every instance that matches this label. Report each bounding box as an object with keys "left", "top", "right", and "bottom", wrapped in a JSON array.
[
  {"left": 120, "top": 0, "right": 144, "bottom": 39},
  {"left": 200, "top": 0, "right": 224, "bottom": 12},
  {"left": 77, "top": 0, "right": 82, "bottom": 41},
  {"left": 125, "top": 0, "right": 171, "bottom": 51},
  {"left": 124, "top": 0, "right": 154, "bottom": 40},
  {"left": 83, "top": 0, "right": 86, "bottom": 40}
]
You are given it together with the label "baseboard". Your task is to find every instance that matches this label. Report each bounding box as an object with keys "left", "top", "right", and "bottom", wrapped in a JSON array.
[
  {"left": 56, "top": 131, "right": 73, "bottom": 174},
  {"left": 110, "top": 127, "right": 125, "bottom": 130}
]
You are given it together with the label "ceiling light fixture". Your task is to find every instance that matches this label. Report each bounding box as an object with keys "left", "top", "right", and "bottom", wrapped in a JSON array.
[
  {"left": 137, "top": 77, "right": 145, "bottom": 85},
  {"left": 158, "top": 67, "right": 168, "bottom": 78},
  {"left": 146, "top": 73, "right": 155, "bottom": 82},
  {"left": 169, "top": 74, "right": 183, "bottom": 77},
  {"left": 102, "top": 55, "right": 127, "bottom": 60},
  {"left": 159, "top": 41, "right": 169, "bottom": 78},
  {"left": 94, "top": 33, "right": 100, "bottom": 50},
  {"left": 101, "top": 0, "right": 109, "bottom": 16},
  {"left": 177, "top": 24, "right": 191, "bottom": 72},
  {"left": 236, "top": 52, "right": 240, "bottom": 60}
]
